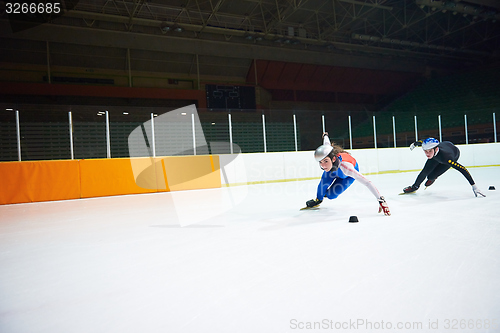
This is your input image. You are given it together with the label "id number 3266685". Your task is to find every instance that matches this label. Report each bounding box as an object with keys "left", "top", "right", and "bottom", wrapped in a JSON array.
[
  {"left": 5, "top": 2, "right": 61, "bottom": 14},
  {"left": 444, "top": 319, "right": 497, "bottom": 330}
]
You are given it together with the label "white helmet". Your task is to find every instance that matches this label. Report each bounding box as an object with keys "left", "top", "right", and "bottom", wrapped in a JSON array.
[
  {"left": 314, "top": 145, "right": 333, "bottom": 162},
  {"left": 422, "top": 137, "right": 439, "bottom": 150}
]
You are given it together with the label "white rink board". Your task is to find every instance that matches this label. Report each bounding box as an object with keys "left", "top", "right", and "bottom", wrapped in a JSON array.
[{"left": 221, "top": 143, "right": 500, "bottom": 185}]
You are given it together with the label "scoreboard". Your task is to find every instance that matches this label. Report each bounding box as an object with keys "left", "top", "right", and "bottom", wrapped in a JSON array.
[{"left": 206, "top": 85, "right": 256, "bottom": 110}]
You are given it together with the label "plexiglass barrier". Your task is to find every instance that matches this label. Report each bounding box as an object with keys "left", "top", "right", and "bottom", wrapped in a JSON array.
[{"left": 0, "top": 103, "right": 498, "bottom": 162}]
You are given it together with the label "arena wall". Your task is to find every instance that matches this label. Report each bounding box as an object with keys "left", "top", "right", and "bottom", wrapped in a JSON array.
[{"left": 0, "top": 143, "right": 498, "bottom": 205}]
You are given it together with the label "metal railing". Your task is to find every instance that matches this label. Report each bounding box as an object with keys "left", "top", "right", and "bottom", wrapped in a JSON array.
[{"left": 0, "top": 104, "right": 498, "bottom": 162}]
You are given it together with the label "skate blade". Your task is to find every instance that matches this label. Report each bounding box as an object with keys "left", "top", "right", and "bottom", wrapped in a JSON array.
[{"left": 300, "top": 206, "right": 320, "bottom": 210}]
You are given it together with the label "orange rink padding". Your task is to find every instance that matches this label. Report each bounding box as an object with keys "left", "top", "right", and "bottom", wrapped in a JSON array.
[
  {"left": 0, "top": 156, "right": 221, "bottom": 205},
  {"left": 79, "top": 158, "right": 158, "bottom": 198},
  {"left": 126, "top": 155, "right": 221, "bottom": 192},
  {"left": 0, "top": 160, "right": 81, "bottom": 205},
  {"left": 160, "top": 155, "right": 221, "bottom": 191}
]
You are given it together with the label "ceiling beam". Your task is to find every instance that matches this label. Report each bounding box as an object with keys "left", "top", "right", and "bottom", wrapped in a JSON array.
[
  {"left": 0, "top": 19, "right": 431, "bottom": 72},
  {"left": 338, "top": 0, "right": 393, "bottom": 11}
]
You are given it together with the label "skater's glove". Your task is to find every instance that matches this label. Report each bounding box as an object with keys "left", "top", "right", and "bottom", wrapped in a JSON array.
[
  {"left": 378, "top": 196, "right": 391, "bottom": 216},
  {"left": 409, "top": 140, "right": 422, "bottom": 151},
  {"left": 306, "top": 198, "right": 322, "bottom": 208},
  {"left": 472, "top": 184, "right": 486, "bottom": 197}
]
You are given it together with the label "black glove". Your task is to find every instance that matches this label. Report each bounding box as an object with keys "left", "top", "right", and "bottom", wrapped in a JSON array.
[
  {"left": 403, "top": 185, "right": 419, "bottom": 193},
  {"left": 409, "top": 140, "right": 422, "bottom": 151},
  {"left": 306, "top": 198, "right": 322, "bottom": 208}
]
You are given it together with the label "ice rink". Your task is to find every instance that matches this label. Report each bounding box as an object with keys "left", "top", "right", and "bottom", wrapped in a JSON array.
[{"left": 1, "top": 166, "right": 499, "bottom": 333}]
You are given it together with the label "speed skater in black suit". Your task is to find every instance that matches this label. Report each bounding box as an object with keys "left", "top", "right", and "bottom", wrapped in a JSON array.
[{"left": 402, "top": 138, "right": 486, "bottom": 197}]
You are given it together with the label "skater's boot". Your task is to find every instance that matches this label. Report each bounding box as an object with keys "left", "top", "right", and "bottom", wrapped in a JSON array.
[
  {"left": 424, "top": 179, "right": 435, "bottom": 188},
  {"left": 403, "top": 185, "right": 419, "bottom": 193}
]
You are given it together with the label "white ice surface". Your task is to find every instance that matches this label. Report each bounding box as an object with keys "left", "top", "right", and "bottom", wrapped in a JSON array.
[{"left": 1, "top": 167, "right": 499, "bottom": 333}]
